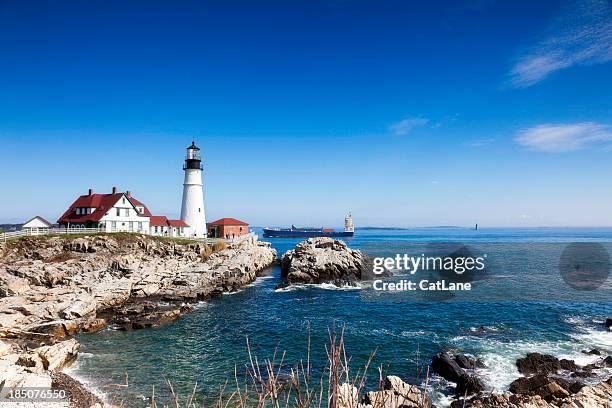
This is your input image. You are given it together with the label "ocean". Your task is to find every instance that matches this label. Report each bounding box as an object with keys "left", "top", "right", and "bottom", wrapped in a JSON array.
[{"left": 68, "top": 227, "right": 612, "bottom": 406}]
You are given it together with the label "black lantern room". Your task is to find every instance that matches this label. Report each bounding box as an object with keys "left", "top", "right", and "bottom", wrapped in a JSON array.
[{"left": 184, "top": 141, "right": 203, "bottom": 170}]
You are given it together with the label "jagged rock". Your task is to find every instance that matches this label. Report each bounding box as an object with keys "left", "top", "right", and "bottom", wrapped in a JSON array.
[
  {"left": 451, "top": 393, "right": 555, "bottom": 408},
  {"left": 432, "top": 351, "right": 464, "bottom": 382},
  {"left": 510, "top": 373, "right": 551, "bottom": 394},
  {"left": 61, "top": 294, "right": 97, "bottom": 319},
  {"left": 16, "top": 353, "right": 45, "bottom": 373},
  {"left": 364, "top": 376, "right": 433, "bottom": 408},
  {"left": 337, "top": 383, "right": 359, "bottom": 408},
  {"left": 35, "top": 339, "right": 79, "bottom": 371},
  {"left": 582, "top": 349, "right": 601, "bottom": 356},
  {"left": 558, "top": 377, "right": 612, "bottom": 407},
  {"left": 456, "top": 372, "right": 485, "bottom": 396},
  {"left": 432, "top": 351, "right": 484, "bottom": 397},
  {"left": 280, "top": 238, "right": 365, "bottom": 286},
  {"left": 455, "top": 353, "right": 483, "bottom": 369},
  {"left": 605, "top": 317, "right": 612, "bottom": 328},
  {"left": 516, "top": 353, "right": 576, "bottom": 375},
  {"left": 27, "top": 320, "right": 78, "bottom": 339},
  {"left": 80, "top": 318, "right": 107, "bottom": 333}
]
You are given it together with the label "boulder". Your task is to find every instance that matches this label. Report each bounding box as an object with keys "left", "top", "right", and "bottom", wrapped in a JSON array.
[
  {"left": 364, "top": 376, "right": 432, "bottom": 408},
  {"left": 510, "top": 373, "right": 551, "bottom": 394},
  {"left": 36, "top": 338, "right": 79, "bottom": 371},
  {"left": 455, "top": 353, "right": 480, "bottom": 369},
  {"left": 431, "top": 351, "right": 464, "bottom": 382},
  {"left": 80, "top": 318, "right": 107, "bottom": 333},
  {"left": 456, "top": 372, "right": 485, "bottom": 396},
  {"left": 280, "top": 238, "right": 366, "bottom": 286},
  {"left": 605, "top": 317, "right": 612, "bottom": 328},
  {"left": 516, "top": 353, "right": 576, "bottom": 375},
  {"left": 337, "top": 383, "right": 359, "bottom": 408}
]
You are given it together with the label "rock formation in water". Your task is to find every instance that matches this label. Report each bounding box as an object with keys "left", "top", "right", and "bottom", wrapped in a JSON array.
[
  {"left": 280, "top": 237, "right": 367, "bottom": 287},
  {"left": 448, "top": 351, "right": 612, "bottom": 408},
  {"left": 0, "top": 233, "right": 276, "bottom": 405}
]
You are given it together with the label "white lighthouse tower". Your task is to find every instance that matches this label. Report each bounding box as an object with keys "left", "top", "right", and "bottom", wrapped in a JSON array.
[{"left": 180, "top": 141, "right": 207, "bottom": 237}]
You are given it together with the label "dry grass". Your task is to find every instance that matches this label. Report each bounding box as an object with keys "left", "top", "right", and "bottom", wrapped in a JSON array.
[
  {"left": 146, "top": 326, "right": 429, "bottom": 408},
  {"left": 46, "top": 250, "right": 74, "bottom": 263},
  {"left": 212, "top": 241, "right": 227, "bottom": 252}
]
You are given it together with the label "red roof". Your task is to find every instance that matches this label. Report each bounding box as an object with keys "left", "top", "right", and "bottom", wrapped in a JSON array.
[
  {"left": 58, "top": 192, "right": 152, "bottom": 224},
  {"left": 149, "top": 215, "right": 169, "bottom": 226},
  {"left": 150, "top": 216, "right": 189, "bottom": 227},
  {"left": 207, "top": 217, "right": 248, "bottom": 226},
  {"left": 129, "top": 197, "right": 152, "bottom": 216},
  {"left": 168, "top": 219, "right": 189, "bottom": 227}
]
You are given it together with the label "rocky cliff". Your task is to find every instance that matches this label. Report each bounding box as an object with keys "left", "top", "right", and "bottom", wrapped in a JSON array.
[{"left": 0, "top": 233, "right": 276, "bottom": 406}]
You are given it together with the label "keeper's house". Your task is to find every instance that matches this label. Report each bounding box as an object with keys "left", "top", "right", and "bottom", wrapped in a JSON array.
[
  {"left": 58, "top": 187, "right": 189, "bottom": 237},
  {"left": 207, "top": 218, "right": 249, "bottom": 238}
]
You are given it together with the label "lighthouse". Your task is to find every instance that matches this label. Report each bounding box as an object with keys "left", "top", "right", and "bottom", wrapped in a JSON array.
[{"left": 180, "top": 141, "right": 207, "bottom": 237}]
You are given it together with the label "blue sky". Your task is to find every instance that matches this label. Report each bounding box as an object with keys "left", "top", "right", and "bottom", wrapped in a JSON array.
[{"left": 0, "top": 0, "right": 611, "bottom": 226}]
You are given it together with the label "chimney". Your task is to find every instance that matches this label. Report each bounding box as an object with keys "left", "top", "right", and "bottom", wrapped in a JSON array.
[
  {"left": 126, "top": 190, "right": 131, "bottom": 198},
  {"left": 112, "top": 186, "right": 117, "bottom": 194},
  {"left": 88, "top": 188, "right": 93, "bottom": 196}
]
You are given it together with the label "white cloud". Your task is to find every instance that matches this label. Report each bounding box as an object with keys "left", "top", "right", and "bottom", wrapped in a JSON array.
[
  {"left": 389, "top": 118, "right": 429, "bottom": 135},
  {"left": 515, "top": 122, "right": 612, "bottom": 152},
  {"left": 509, "top": 0, "right": 612, "bottom": 88}
]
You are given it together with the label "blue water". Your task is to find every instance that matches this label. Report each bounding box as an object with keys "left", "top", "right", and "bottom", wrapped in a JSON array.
[{"left": 70, "top": 228, "right": 612, "bottom": 406}]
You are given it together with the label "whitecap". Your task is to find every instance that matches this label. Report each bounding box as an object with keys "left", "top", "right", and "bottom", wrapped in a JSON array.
[{"left": 275, "top": 283, "right": 361, "bottom": 292}]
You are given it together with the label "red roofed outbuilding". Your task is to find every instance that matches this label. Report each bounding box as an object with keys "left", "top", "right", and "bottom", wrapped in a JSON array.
[{"left": 207, "top": 217, "right": 249, "bottom": 238}]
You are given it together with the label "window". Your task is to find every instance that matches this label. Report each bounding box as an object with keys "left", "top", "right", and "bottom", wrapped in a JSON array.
[
  {"left": 122, "top": 198, "right": 126, "bottom": 204},
  {"left": 116, "top": 208, "right": 120, "bottom": 216},
  {"left": 76, "top": 208, "right": 80, "bottom": 215},
  {"left": 125, "top": 208, "right": 130, "bottom": 217}
]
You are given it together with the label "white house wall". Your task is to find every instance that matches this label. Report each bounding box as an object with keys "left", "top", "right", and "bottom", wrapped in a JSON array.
[{"left": 96, "top": 194, "right": 150, "bottom": 233}]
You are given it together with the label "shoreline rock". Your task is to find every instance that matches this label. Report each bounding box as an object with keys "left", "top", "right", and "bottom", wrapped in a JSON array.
[
  {"left": 0, "top": 233, "right": 276, "bottom": 406},
  {"left": 279, "top": 237, "right": 368, "bottom": 287}
]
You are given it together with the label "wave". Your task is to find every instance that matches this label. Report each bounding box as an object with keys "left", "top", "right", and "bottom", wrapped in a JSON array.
[{"left": 275, "top": 282, "right": 362, "bottom": 292}]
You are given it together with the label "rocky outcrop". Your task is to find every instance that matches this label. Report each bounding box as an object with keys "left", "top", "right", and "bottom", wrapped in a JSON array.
[
  {"left": 337, "top": 375, "right": 432, "bottom": 408},
  {"left": 449, "top": 349, "right": 612, "bottom": 408},
  {"left": 431, "top": 351, "right": 485, "bottom": 396},
  {"left": 0, "top": 233, "right": 276, "bottom": 406},
  {"left": 516, "top": 353, "right": 577, "bottom": 376},
  {"left": 280, "top": 238, "right": 367, "bottom": 286},
  {"left": 452, "top": 378, "right": 612, "bottom": 408}
]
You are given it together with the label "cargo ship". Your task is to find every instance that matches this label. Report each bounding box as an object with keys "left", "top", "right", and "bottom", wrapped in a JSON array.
[{"left": 263, "top": 214, "right": 355, "bottom": 238}]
